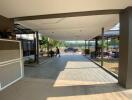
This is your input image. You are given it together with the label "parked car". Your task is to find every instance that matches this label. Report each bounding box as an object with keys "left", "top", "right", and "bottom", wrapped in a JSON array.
[{"left": 64, "top": 47, "right": 78, "bottom": 52}]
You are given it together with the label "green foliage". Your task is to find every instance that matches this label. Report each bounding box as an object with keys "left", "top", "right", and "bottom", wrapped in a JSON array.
[
  {"left": 98, "top": 40, "right": 108, "bottom": 48},
  {"left": 25, "top": 58, "right": 34, "bottom": 64},
  {"left": 40, "top": 36, "right": 64, "bottom": 49},
  {"left": 39, "top": 36, "right": 49, "bottom": 48},
  {"left": 109, "top": 38, "right": 119, "bottom": 46},
  {"left": 48, "top": 38, "right": 64, "bottom": 47},
  {"left": 98, "top": 38, "right": 119, "bottom": 48}
]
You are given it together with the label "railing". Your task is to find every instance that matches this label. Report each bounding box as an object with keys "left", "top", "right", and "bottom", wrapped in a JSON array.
[{"left": 0, "top": 39, "right": 23, "bottom": 91}]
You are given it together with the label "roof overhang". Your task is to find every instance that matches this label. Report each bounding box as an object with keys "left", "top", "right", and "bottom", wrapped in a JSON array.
[{"left": 0, "top": 0, "right": 132, "bottom": 40}]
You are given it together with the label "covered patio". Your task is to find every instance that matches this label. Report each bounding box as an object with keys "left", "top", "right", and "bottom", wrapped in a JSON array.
[
  {"left": 1, "top": 54, "right": 132, "bottom": 100},
  {"left": 1, "top": 0, "right": 132, "bottom": 100}
]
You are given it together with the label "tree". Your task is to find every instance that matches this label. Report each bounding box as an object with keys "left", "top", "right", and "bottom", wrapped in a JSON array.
[
  {"left": 40, "top": 36, "right": 64, "bottom": 50},
  {"left": 39, "top": 36, "right": 49, "bottom": 49},
  {"left": 98, "top": 40, "right": 108, "bottom": 48},
  {"left": 109, "top": 38, "right": 119, "bottom": 46},
  {"left": 49, "top": 39, "right": 64, "bottom": 48}
]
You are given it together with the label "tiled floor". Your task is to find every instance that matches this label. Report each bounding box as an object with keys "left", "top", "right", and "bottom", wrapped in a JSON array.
[{"left": 0, "top": 54, "right": 132, "bottom": 100}]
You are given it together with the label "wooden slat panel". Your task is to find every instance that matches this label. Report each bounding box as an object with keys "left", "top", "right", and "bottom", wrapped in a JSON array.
[
  {"left": 0, "top": 50, "right": 20, "bottom": 63},
  {"left": 0, "top": 40, "right": 19, "bottom": 50}
]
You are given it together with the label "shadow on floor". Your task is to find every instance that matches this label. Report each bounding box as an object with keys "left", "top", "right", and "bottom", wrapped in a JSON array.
[
  {"left": 0, "top": 54, "right": 123, "bottom": 100},
  {"left": 46, "top": 83, "right": 123, "bottom": 97},
  {"left": 0, "top": 78, "right": 124, "bottom": 100},
  {"left": 24, "top": 54, "right": 93, "bottom": 80}
]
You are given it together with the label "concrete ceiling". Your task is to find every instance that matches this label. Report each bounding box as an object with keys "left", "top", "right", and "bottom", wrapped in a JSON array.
[
  {"left": 16, "top": 15, "right": 119, "bottom": 40},
  {"left": 0, "top": 0, "right": 132, "bottom": 40}
]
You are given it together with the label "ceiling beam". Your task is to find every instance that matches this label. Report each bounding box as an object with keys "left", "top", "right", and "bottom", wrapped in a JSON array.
[{"left": 12, "top": 9, "right": 122, "bottom": 21}]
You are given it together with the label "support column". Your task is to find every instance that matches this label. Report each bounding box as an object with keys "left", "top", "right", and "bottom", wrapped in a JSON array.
[
  {"left": 33, "top": 32, "right": 39, "bottom": 64},
  {"left": 87, "top": 41, "right": 89, "bottom": 49},
  {"left": 119, "top": 7, "right": 132, "bottom": 88},
  {"left": 101, "top": 28, "right": 104, "bottom": 66},
  {"left": 33, "top": 33, "right": 36, "bottom": 62},
  {"left": 107, "top": 37, "right": 109, "bottom": 51},
  {"left": 88, "top": 40, "right": 90, "bottom": 55},
  {"left": 36, "top": 32, "right": 39, "bottom": 64},
  {"left": 20, "top": 34, "right": 24, "bottom": 56},
  {"left": 88, "top": 40, "right": 90, "bottom": 50},
  {"left": 47, "top": 37, "right": 50, "bottom": 57},
  {"left": 95, "top": 37, "right": 99, "bottom": 58},
  {"left": 84, "top": 40, "right": 86, "bottom": 55}
]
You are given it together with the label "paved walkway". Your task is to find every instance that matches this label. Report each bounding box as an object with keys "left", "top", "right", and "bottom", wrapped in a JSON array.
[
  {"left": 0, "top": 54, "right": 132, "bottom": 100},
  {"left": 25, "top": 54, "right": 117, "bottom": 83}
]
